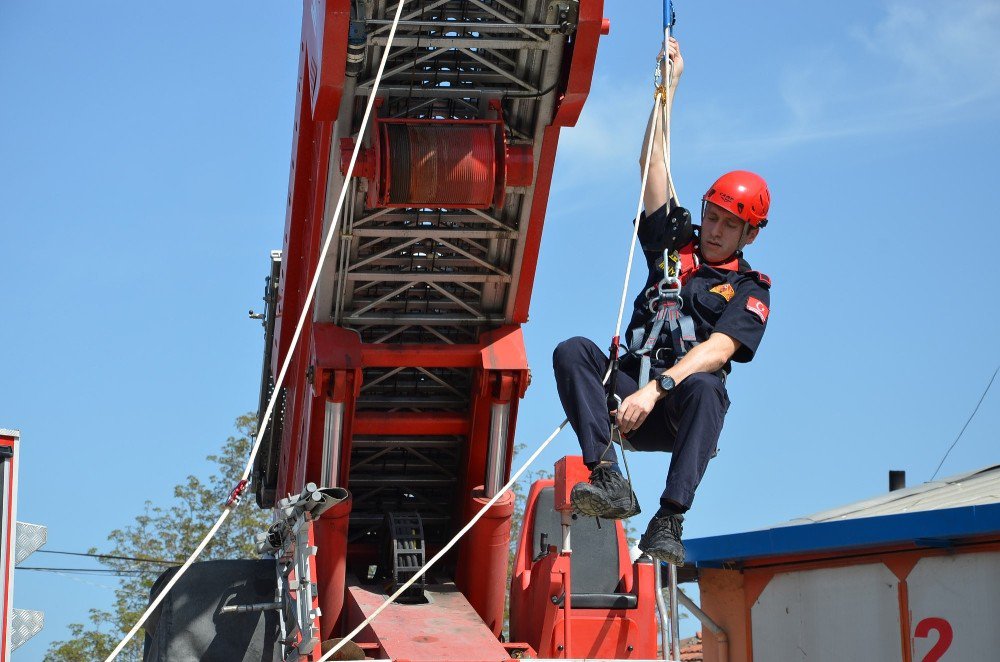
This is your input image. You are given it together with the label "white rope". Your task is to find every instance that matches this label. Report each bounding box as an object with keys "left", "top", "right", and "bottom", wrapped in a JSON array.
[
  {"left": 613, "top": 92, "right": 663, "bottom": 341},
  {"left": 104, "top": 511, "right": 232, "bottom": 660},
  {"left": 102, "top": 3, "right": 410, "bottom": 659},
  {"left": 317, "top": 419, "right": 570, "bottom": 661}
]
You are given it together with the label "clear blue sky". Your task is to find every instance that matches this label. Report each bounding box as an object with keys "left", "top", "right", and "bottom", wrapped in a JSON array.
[{"left": 2, "top": 1, "right": 999, "bottom": 657}]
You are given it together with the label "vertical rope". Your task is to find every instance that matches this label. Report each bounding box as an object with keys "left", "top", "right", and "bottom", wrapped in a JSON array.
[{"left": 613, "top": 96, "right": 662, "bottom": 341}]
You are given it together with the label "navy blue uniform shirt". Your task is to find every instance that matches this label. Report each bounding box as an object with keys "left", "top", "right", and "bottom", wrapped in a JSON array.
[{"left": 623, "top": 204, "right": 771, "bottom": 377}]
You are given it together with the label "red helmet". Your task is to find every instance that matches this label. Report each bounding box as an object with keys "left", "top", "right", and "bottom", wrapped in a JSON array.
[{"left": 702, "top": 170, "right": 770, "bottom": 228}]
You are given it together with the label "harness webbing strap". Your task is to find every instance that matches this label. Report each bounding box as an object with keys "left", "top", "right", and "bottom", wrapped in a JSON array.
[{"left": 635, "top": 301, "right": 671, "bottom": 387}]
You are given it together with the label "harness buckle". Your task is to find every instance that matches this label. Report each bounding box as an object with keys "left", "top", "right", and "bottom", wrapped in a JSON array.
[
  {"left": 653, "top": 348, "right": 674, "bottom": 362},
  {"left": 646, "top": 276, "right": 682, "bottom": 314}
]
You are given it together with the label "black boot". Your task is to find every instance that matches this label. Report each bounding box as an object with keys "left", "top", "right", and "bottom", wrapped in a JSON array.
[
  {"left": 638, "top": 513, "right": 685, "bottom": 565},
  {"left": 570, "top": 464, "right": 640, "bottom": 519}
]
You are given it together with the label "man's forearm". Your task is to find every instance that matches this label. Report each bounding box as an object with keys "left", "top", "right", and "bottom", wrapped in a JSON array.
[
  {"left": 640, "top": 71, "right": 680, "bottom": 213},
  {"left": 663, "top": 333, "right": 737, "bottom": 386}
]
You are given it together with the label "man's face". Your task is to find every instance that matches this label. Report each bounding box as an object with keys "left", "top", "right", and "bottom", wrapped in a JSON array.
[{"left": 700, "top": 201, "right": 759, "bottom": 263}]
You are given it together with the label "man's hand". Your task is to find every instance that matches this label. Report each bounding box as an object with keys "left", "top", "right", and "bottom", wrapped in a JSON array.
[
  {"left": 613, "top": 381, "right": 662, "bottom": 434},
  {"left": 660, "top": 37, "right": 684, "bottom": 85}
]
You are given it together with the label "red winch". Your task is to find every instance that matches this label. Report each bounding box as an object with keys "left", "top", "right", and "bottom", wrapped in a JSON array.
[{"left": 340, "top": 104, "right": 534, "bottom": 210}]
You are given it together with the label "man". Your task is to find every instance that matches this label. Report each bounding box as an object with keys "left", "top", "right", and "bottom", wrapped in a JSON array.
[{"left": 552, "top": 38, "right": 772, "bottom": 565}]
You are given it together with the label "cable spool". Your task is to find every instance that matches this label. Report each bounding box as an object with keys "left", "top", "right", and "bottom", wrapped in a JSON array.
[{"left": 341, "top": 118, "right": 534, "bottom": 210}]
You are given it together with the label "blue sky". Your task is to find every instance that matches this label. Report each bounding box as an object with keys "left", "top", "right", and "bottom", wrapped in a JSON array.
[{"left": 2, "top": 0, "right": 999, "bottom": 657}]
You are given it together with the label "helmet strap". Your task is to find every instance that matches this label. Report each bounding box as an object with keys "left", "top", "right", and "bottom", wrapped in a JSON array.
[{"left": 737, "top": 222, "right": 751, "bottom": 250}]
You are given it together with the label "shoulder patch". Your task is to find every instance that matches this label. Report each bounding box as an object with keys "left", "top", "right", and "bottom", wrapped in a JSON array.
[
  {"left": 746, "top": 296, "right": 770, "bottom": 323},
  {"left": 709, "top": 283, "right": 736, "bottom": 302},
  {"left": 748, "top": 271, "right": 772, "bottom": 288}
]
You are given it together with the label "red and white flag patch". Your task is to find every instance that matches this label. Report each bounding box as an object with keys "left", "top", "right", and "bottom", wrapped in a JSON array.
[{"left": 746, "top": 296, "right": 769, "bottom": 323}]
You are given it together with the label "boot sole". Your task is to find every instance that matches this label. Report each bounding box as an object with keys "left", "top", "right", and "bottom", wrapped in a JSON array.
[
  {"left": 639, "top": 545, "right": 686, "bottom": 566},
  {"left": 571, "top": 486, "right": 639, "bottom": 520}
]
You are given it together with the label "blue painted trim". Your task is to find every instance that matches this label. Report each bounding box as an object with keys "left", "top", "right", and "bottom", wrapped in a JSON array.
[
  {"left": 663, "top": 0, "right": 672, "bottom": 33},
  {"left": 684, "top": 503, "right": 1000, "bottom": 567}
]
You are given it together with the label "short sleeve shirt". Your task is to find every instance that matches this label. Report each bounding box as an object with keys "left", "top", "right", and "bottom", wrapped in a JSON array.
[{"left": 624, "top": 204, "right": 771, "bottom": 376}]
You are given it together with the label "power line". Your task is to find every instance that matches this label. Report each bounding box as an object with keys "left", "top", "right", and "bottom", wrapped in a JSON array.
[
  {"left": 36, "top": 549, "right": 179, "bottom": 565},
  {"left": 16, "top": 566, "right": 146, "bottom": 576},
  {"left": 930, "top": 364, "right": 1000, "bottom": 481}
]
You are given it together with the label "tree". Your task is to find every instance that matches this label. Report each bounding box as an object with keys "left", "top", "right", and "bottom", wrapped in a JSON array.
[{"left": 45, "top": 414, "right": 272, "bottom": 661}]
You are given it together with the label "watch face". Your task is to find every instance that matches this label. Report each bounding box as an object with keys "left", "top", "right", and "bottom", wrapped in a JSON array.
[{"left": 660, "top": 375, "right": 675, "bottom": 390}]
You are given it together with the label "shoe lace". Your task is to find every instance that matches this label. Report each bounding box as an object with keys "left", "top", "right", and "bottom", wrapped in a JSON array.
[
  {"left": 590, "top": 464, "right": 620, "bottom": 491},
  {"left": 661, "top": 514, "right": 683, "bottom": 537}
]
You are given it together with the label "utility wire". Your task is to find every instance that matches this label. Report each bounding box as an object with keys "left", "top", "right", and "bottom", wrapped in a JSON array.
[
  {"left": 17, "top": 566, "right": 145, "bottom": 576},
  {"left": 930, "top": 364, "right": 1000, "bottom": 481},
  {"left": 37, "top": 549, "right": 180, "bottom": 565}
]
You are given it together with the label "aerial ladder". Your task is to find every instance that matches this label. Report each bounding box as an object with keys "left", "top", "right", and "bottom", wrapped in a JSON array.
[{"left": 141, "top": 2, "right": 670, "bottom": 660}]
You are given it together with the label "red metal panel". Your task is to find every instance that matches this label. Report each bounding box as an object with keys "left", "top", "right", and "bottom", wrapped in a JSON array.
[
  {"left": 312, "top": 323, "right": 363, "bottom": 370},
  {"left": 510, "top": 125, "right": 562, "bottom": 323},
  {"left": 353, "top": 412, "right": 469, "bottom": 436},
  {"left": 344, "top": 582, "right": 510, "bottom": 661},
  {"left": 277, "top": 87, "right": 336, "bottom": 497},
  {"left": 553, "top": 0, "right": 607, "bottom": 127},
  {"left": 554, "top": 455, "right": 590, "bottom": 512},
  {"left": 302, "top": 0, "right": 351, "bottom": 121},
  {"left": 272, "top": 47, "right": 316, "bottom": 381},
  {"left": 360, "top": 345, "right": 482, "bottom": 369}
]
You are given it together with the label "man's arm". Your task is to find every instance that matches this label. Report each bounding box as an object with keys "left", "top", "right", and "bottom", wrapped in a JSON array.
[
  {"left": 614, "top": 333, "right": 739, "bottom": 434},
  {"left": 640, "top": 37, "right": 684, "bottom": 214}
]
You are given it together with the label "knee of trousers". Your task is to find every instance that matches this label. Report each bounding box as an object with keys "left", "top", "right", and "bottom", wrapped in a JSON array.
[
  {"left": 678, "top": 372, "right": 729, "bottom": 408},
  {"left": 552, "top": 336, "right": 598, "bottom": 373}
]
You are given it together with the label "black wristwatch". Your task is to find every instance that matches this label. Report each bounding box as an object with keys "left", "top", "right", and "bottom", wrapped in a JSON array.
[{"left": 657, "top": 373, "right": 676, "bottom": 394}]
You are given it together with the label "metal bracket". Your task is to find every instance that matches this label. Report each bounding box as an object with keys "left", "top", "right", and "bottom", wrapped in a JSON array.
[{"left": 545, "top": 1, "right": 579, "bottom": 35}]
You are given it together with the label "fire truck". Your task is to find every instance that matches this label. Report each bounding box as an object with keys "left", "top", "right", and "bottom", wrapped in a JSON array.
[{"left": 141, "top": 2, "right": 674, "bottom": 660}]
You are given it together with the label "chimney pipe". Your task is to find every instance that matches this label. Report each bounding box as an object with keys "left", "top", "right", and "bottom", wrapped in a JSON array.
[{"left": 889, "top": 470, "right": 906, "bottom": 492}]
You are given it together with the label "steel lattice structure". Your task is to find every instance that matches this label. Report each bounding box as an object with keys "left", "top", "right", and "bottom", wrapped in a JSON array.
[{"left": 251, "top": 0, "right": 613, "bottom": 650}]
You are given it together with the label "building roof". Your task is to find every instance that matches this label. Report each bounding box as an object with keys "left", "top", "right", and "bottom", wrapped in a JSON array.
[
  {"left": 679, "top": 633, "right": 703, "bottom": 661},
  {"left": 780, "top": 464, "right": 1000, "bottom": 524},
  {"left": 685, "top": 464, "right": 1000, "bottom": 568}
]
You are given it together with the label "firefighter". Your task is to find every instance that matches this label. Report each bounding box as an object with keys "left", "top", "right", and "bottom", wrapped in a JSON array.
[{"left": 552, "top": 37, "right": 772, "bottom": 565}]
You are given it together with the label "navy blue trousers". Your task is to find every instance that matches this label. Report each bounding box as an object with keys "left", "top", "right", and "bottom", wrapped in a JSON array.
[{"left": 552, "top": 336, "right": 730, "bottom": 510}]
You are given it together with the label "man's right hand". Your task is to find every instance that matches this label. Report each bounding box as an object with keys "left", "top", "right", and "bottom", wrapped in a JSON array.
[{"left": 661, "top": 37, "right": 684, "bottom": 85}]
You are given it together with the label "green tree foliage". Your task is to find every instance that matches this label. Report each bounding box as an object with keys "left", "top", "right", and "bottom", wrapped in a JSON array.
[{"left": 45, "top": 414, "right": 272, "bottom": 661}]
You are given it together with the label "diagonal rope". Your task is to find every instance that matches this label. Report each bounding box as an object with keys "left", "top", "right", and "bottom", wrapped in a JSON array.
[
  {"left": 101, "top": 2, "right": 411, "bottom": 659},
  {"left": 317, "top": 419, "right": 570, "bottom": 661}
]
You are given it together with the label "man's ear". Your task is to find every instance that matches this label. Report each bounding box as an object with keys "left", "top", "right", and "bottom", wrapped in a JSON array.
[{"left": 741, "top": 226, "right": 760, "bottom": 248}]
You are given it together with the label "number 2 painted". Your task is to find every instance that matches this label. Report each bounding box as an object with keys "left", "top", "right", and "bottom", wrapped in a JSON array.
[{"left": 914, "top": 617, "right": 953, "bottom": 662}]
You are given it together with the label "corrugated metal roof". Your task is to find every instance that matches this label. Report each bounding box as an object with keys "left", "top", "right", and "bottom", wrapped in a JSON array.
[
  {"left": 684, "top": 464, "right": 1000, "bottom": 566},
  {"left": 778, "top": 464, "right": 1000, "bottom": 527}
]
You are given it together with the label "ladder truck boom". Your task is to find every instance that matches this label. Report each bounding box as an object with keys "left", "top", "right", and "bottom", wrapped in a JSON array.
[{"left": 190, "top": 2, "right": 666, "bottom": 659}]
